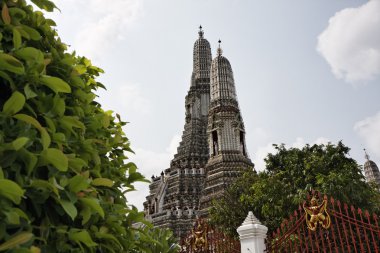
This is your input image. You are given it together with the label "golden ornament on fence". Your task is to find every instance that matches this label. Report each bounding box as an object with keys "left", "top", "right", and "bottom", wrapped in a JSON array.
[{"left": 303, "top": 195, "right": 331, "bottom": 231}]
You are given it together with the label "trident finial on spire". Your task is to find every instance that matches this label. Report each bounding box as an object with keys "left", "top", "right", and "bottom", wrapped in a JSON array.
[
  {"left": 364, "top": 148, "right": 370, "bottom": 160},
  {"left": 217, "top": 39, "right": 223, "bottom": 56},
  {"left": 198, "top": 25, "right": 204, "bottom": 38}
]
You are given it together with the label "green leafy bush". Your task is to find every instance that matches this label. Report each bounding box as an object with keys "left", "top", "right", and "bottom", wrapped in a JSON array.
[
  {"left": 0, "top": 0, "right": 178, "bottom": 252},
  {"left": 210, "top": 142, "right": 380, "bottom": 236}
]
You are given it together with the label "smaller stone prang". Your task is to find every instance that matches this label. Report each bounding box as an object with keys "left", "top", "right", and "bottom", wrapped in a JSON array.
[
  {"left": 237, "top": 211, "right": 268, "bottom": 253},
  {"left": 363, "top": 149, "right": 380, "bottom": 187}
]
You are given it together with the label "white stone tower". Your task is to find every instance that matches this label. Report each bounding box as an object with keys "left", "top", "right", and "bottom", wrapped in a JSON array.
[
  {"left": 363, "top": 149, "right": 380, "bottom": 187},
  {"left": 199, "top": 41, "right": 254, "bottom": 213}
]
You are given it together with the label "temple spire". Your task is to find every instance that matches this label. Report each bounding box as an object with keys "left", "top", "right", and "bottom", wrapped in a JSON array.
[
  {"left": 192, "top": 26, "right": 212, "bottom": 81},
  {"left": 363, "top": 149, "right": 380, "bottom": 187},
  {"left": 217, "top": 39, "right": 223, "bottom": 56},
  {"left": 200, "top": 43, "right": 254, "bottom": 214},
  {"left": 198, "top": 25, "right": 204, "bottom": 38},
  {"left": 364, "top": 148, "right": 370, "bottom": 160}
]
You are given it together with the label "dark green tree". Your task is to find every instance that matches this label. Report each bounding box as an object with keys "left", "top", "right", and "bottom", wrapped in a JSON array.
[
  {"left": 209, "top": 142, "right": 380, "bottom": 237},
  {"left": 0, "top": 0, "right": 178, "bottom": 252}
]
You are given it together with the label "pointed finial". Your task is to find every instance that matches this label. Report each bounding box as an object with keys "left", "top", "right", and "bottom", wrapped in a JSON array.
[
  {"left": 364, "top": 148, "right": 370, "bottom": 160},
  {"left": 198, "top": 25, "right": 204, "bottom": 38},
  {"left": 217, "top": 39, "right": 223, "bottom": 56}
]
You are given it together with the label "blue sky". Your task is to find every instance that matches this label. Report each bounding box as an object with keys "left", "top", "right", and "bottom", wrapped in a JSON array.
[{"left": 45, "top": 0, "right": 380, "bottom": 210}]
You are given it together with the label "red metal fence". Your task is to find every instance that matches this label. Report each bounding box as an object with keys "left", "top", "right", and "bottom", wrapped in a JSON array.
[
  {"left": 180, "top": 219, "right": 240, "bottom": 253},
  {"left": 266, "top": 191, "right": 380, "bottom": 252}
]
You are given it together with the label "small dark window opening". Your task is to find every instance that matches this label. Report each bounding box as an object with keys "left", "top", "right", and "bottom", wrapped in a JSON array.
[
  {"left": 212, "top": 130, "right": 218, "bottom": 155},
  {"left": 240, "top": 131, "right": 246, "bottom": 156}
]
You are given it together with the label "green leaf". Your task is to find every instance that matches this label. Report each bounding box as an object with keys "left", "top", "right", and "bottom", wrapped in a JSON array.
[
  {"left": 101, "top": 114, "right": 110, "bottom": 128},
  {"left": 0, "top": 232, "right": 33, "bottom": 251},
  {"left": 31, "top": 0, "right": 58, "bottom": 12},
  {"left": 15, "top": 47, "right": 44, "bottom": 63},
  {"left": 24, "top": 84, "right": 38, "bottom": 99},
  {"left": 44, "top": 116, "right": 56, "bottom": 133},
  {"left": 92, "top": 178, "right": 114, "bottom": 187},
  {"left": 0, "top": 167, "right": 3, "bottom": 179},
  {"left": 59, "top": 199, "right": 78, "bottom": 220},
  {"left": 13, "top": 28, "right": 22, "bottom": 49},
  {"left": 94, "top": 232, "right": 122, "bottom": 249},
  {"left": 2, "top": 91, "right": 25, "bottom": 115},
  {"left": 13, "top": 114, "right": 51, "bottom": 149},
  {"left": 73, "top": 64, "right": 87, "bottom": 75},
  {"left": 68, "top": 175, "right": 89, "bottom": 193},
  {"left": 13, "top": 208, "right": 29, "bottom": 221},
  {"left": 68, "top": 157, "right": 87, "bottom": 172},
  {"left": 15, "top": 26, "right": 30, "bottom": 40},
  {"left": 80, "top": 206, "right": 91, "bottom": 225},
  {"left": 0, "top": 70, "right": 15, "bottom": 88},
  {"left": 14, "top": 113, "right": 42, "bottom": 129},
  {"left": 19, "top": 149, "right": 38, "bottom": 175},
  {"left": 40, "top": 75, "right": 71, "bottom": 93},
  {"left": 9, "top": 8, "right": 26, "bottom": 21},
  {"left": 69, "top": 230, "right": 97, "bottom": 248},
  {"left": 70, "top": 75, "right": 85, "bottom": 88},
  {"left": 30, "top": 179, "right": 58, "bottom": 196},
  {"left": 60, "top": 116, "right": 85, "bottom": 130},
  {"left": 40, "top": 127, "right": 51, "bottom": 150},
  {"left": 0, "top": 179, "right": 24, "bottom": 204},
  {"left": 52, "top": 95, "right": 65, "bottom": 116},
  {"left": 0, "top": 53, "right": 25, "bottom": 74},
  {"left": 42, "top": 148, "right": 68, "bottom": 171},
  {"left": 79, "top": 198, "right": 104, "bottom": 218},
  {"left": 20, "top": 25, "right": 41, "bottom": 40},
  {"left": 5, "top": 210, "right": 20, "bottom": 224},
  {"left": 12, "top": 137, "right": 29, "bottom": 150}
]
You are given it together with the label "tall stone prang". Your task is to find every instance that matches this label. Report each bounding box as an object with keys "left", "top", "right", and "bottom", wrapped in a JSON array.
[
  {"left": 363, "top": 149, "right": 380, "bottom": 187},
  {"left": 199, "top": 42, "right": 254, "bottom": 214},
  {"left": 143, "top": 27, "right": 212, "bottom": 238},
  {"left": 144, "top": 28, "right": 255, "bottom": 239}
]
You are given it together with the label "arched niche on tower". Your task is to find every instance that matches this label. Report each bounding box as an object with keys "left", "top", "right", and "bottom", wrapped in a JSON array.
[{"left": 211, "top": 130, "right": 219, "bottom": 156}]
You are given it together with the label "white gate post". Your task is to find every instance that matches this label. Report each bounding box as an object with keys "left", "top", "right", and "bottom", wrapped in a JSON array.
[{"left": 237, "top": 211, "right": 268, "bottom": 253}]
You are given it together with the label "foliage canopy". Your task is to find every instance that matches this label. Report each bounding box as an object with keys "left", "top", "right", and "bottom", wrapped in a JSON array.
[
  {"left": 209, "top": 142, "right": 380, "bottom": 237},
  {"left": 0, "top": 0, "right": 179, "bottom": 252}
]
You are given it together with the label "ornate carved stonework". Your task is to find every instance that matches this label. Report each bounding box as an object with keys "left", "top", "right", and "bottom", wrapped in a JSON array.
[
  {"left": 144, "top": 28, "right": 254, "bottom": 238},
  {"left": 363, "top": 149, "right": 380, "bottom": 187}
]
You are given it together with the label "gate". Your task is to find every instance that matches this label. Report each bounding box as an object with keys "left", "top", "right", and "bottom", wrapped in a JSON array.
[
  {"left": 180, "top": 218, "right": 241, "bottom": 253},
  {"left": 266, "top": 191, "right": 380, "bottom": 252}
]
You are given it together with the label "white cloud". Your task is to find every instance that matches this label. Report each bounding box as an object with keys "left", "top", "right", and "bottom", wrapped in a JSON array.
[
  {"left": 253, "top": 137, "right": 330, "bottom": 172},
  {"left": 166, "top": 134, "right": 181, "bottom": 157},
  {"left": 291, "top": 137, "right": 306, "bottom": 149},
  {"left": 125, "top": 134, "right": 181, "bottom": 210},
  {"left": 45, "top": 0, "right": 143, "bottom": 60},
  {"left": 76, "top": 0, "right": 142, "bottom": 60},
  {"left": 97, "top": 82, "right": 150, "bottom": 117},
  {"left": 354, "top": 111, "right": 380, "bottom": 159},
  {"left": 317, "top": 0, "right": 380, "bottom": 83},
  {"left": 251, "top": 127, "right": 271, "bottom": 145},
  {"left": 314, "top": 137, "right": 330, "bottom": 145},
  {"left": 253, "top": 143, "right": 277, "bottom": 172}
]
